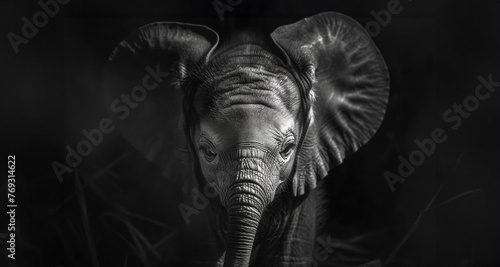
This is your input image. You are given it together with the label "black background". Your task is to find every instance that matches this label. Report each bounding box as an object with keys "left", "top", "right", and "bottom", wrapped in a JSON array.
[{"left": 1, "top": 0, "right": 499, "bottom": 266}]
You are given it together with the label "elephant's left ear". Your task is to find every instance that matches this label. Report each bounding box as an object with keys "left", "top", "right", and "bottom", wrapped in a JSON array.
[
  {"left": 271, "top": 12, "right": 389, "bottom": 196},
  {"left": 103, "top": 22, "right": 218, "bottom": 187}
]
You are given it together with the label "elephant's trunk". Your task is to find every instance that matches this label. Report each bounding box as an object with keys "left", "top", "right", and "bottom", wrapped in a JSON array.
[
  {"left": 224, "top": 193, "right": 262, "bottom": 266},
  {"left": 223, "top": 161, "right": 274, "bottom": 267}
]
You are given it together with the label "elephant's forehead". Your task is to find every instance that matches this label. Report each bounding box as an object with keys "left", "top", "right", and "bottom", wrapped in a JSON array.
[
  {"left": 214, "top": 66, "right": 296, "bottom": 111},
  {"left": 198, "top": 106, "right": 296, "bottom": 149},
  {"left": 196, "top": 45, "right": 302, "bottom": 116}
]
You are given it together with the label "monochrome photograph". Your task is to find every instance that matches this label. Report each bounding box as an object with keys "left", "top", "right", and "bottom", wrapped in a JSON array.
[{"left": 1, "top": 0, "right": 499, "bottom": 266}]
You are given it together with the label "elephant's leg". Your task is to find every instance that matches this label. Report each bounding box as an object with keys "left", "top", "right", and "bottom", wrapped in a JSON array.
[{"left": 252, "top": 187, "right": 327, "bottom": 266}]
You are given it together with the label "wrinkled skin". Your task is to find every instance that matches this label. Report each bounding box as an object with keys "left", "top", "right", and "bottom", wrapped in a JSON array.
[
  {"left": 191, "top": 44, "right": 303, "bottom": 266},
  {"left": 104, "top": 12, "right": 389, "bottom": 266}
]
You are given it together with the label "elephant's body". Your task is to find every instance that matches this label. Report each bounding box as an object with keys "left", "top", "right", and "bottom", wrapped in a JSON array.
[
  {"left": 104, "top": 12, "right": 389, "bottom": 266},
  {"left": 187, "top": 182, "right": 329, "bottom": 266}
]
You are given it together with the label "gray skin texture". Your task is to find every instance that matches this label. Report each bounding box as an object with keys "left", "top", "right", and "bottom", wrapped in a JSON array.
[
  {"left": 192, "top": 44, "right": 304, "bottom": 266},
  {"left": 104, "top": 12, "right": 389, "bottom": 267}
]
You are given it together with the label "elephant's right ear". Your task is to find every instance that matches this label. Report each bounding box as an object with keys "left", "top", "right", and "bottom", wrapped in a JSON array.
[
  {"left": 103, "top": 22, "right": 218, "bottom": 185},
  {"left": 271, "top": 12, "right": 389, "bottom": 196}
]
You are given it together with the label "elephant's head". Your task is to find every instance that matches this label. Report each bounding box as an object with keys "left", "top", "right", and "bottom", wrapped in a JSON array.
[{"left": 104, "top": 12, "right": 388, "bottom": 267}]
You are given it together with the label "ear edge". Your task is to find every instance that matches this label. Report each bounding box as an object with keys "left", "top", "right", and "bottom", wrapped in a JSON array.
[
  {"left": 103, "top": 22, "right": 219, "bottom": 188},
  {"left": 271, "top": 12, "right": 389, "bottom": 196}
]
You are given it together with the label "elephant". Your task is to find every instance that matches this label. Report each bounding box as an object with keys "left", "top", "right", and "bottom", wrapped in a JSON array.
[{"left": 103, "top": 11, "right": 389, "bottom": 267}]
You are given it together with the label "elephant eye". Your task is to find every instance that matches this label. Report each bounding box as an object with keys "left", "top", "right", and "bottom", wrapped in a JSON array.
[
  {"left": 200, "top": 144, "right": 217, "bottom": 162},
  {"left": 280, "top": 137, "right": 296, "bottom": 160}
]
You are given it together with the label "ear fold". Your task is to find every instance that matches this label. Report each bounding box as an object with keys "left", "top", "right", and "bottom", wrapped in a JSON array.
[
  {"left": 271, "top": 12, "right": 389, "bottom": 196},
  {"left": 103, "top": 22, "right": 218, "bottom": 186}
]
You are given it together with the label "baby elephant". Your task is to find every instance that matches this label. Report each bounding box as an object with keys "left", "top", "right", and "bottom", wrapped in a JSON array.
[{"left": 104, "top": 12, "right": 389, "bottom": 267}]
